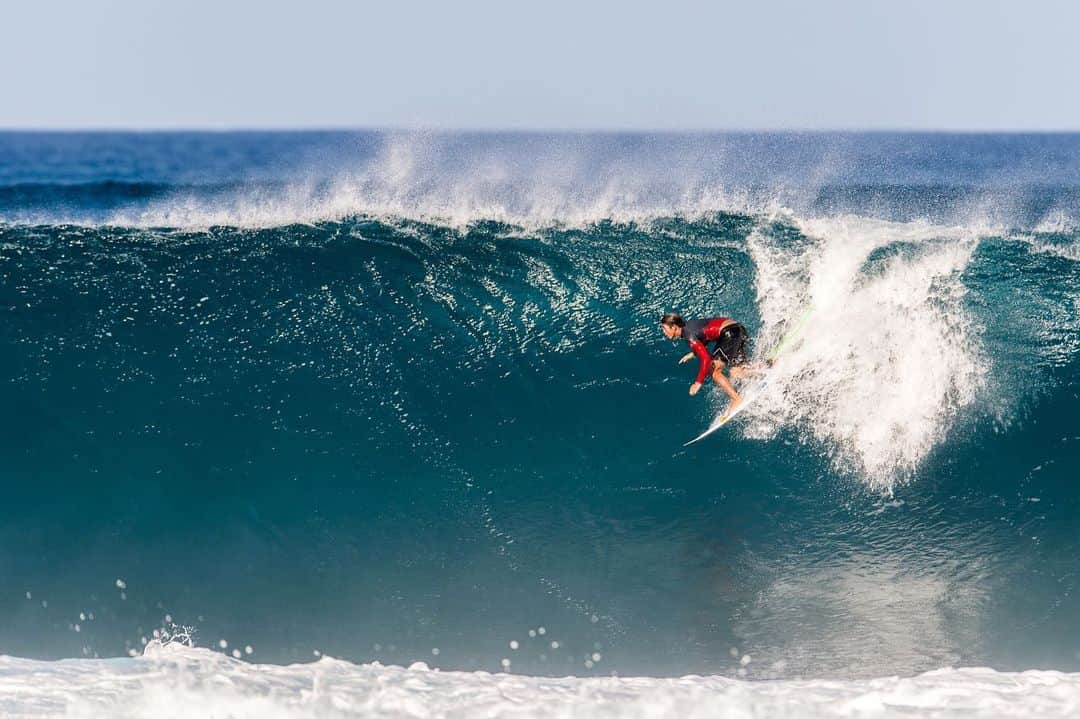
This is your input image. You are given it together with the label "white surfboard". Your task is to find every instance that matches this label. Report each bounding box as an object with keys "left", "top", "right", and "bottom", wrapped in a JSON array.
[{"left": 683, "top": 375, "right": 770, "bottom": 446}]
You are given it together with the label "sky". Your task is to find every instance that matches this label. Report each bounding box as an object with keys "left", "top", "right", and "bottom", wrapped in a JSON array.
[{"left": 2, "top": 0, "right": 1078, "bottom": 130}]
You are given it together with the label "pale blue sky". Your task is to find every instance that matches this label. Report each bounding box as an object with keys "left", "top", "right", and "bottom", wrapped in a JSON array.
[{"left": 3, "top": 0, "right": 1077, "bottom": 130}]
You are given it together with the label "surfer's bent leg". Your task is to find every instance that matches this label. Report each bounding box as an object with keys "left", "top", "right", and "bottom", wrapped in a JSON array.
[
  {"left": 711, "top": 359, "right": 743, "bottom": 406},
  {"left": 716, "top": 324, "right": 753, "bottom": 383},
  {"left": 729, "top": 362, "right": 764, "bottom": 381}
]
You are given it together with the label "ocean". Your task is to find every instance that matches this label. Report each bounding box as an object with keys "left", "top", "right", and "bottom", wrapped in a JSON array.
[{"left": 1, "top": 130, "right": 1078, "bottom": 716}]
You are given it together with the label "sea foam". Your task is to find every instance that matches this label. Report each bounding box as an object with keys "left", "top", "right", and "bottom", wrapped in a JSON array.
[
  {"left": 1, "top": 643, "right": 1077, "bottom": 718},
  {"left": 744, "top": 215, "right": 986, "bottom": 488}
]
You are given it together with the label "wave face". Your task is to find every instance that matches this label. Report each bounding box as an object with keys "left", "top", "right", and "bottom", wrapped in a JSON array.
[{"left": 1, "top": 132, "right": 1080, "bottom": 691}]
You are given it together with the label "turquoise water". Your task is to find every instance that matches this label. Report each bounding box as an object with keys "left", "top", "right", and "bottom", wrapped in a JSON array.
[{"left": 1, "top": 132, "right": 1078, "bottom": 680}]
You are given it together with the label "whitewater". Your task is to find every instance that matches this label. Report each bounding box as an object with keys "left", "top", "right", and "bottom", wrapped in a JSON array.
[
  {"left": 1, "top": 131, "right": 1079, "bottom": 716},
  {"left": 2, "top": 642, "right": 1079, "bottom": 718}
]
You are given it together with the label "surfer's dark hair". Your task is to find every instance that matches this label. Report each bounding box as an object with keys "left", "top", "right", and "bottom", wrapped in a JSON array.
[{"left": 660, "top": 312, "right": 685, "bottom": 328}]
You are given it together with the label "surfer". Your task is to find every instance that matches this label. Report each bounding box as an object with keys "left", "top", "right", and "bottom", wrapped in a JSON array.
[{"left": 659, "top": 312, "right": 752, "bottom": 409}]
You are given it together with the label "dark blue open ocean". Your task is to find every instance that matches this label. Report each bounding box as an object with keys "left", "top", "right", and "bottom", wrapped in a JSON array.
[{"left": 1, "top": 132, "right": 1078, "bottom": 703}]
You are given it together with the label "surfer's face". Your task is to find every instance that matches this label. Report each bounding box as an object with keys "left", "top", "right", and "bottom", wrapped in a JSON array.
[{"left": 661, "top": 323, "right": 679, "bottom": 340}]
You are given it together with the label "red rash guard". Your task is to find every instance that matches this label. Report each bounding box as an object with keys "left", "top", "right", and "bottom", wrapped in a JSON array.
[{"left": 683, "top": 317, "right": 730, "bottom": 384}]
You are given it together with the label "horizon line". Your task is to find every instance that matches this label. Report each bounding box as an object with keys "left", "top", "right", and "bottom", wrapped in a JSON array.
[{"left": 1, "top": 125, "right": 1079, "bottom": 136}]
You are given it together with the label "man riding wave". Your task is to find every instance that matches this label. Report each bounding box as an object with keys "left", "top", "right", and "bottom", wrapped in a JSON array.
[{"left": 659, "top": 312, "right": 754, "bottom": 412}]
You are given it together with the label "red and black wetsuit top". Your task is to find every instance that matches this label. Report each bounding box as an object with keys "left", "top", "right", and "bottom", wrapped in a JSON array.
[{"left": 683, "top": 317, "right": 732, "bottom": 384}]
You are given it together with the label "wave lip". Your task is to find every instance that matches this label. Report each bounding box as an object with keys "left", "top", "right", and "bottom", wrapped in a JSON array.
[
  {"left": 1, "top": 643, "right": 1078, "bottom": 718},
  {"left": 3, "top": 131, "right": 1080, "bottom": 230}
]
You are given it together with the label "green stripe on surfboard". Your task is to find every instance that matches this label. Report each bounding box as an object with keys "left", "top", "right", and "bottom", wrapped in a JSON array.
[{"left": 766, "top": 303, "right": 816, "bottom": 363}]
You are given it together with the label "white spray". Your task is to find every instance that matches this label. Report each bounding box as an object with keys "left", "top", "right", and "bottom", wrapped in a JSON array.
[{"left": 746, "top": 215, "right": 987, "bottom": 490}]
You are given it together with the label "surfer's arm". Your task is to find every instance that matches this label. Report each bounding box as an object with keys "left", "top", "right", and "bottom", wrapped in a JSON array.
[
  {"left": 690, "top": 340, "right": 712, "bottom": 385},
  {"left": 678, "top": 351, "right": 694, "bottom": 364}
]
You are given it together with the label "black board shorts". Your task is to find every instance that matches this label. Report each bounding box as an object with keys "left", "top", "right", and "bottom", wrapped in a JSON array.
[{"left": 711, "top": 323, "right": 749, "bottom": 366}]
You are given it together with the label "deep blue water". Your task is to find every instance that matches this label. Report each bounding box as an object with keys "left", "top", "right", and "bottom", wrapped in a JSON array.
[{"left": 1, "top": 131, "right": 1078, "bottom": 679}]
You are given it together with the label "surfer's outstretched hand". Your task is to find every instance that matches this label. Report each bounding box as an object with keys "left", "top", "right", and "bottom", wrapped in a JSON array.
[
  {"left": 679, "top": 352, "right": 694, "bottom": 364},
  {"left": 689, "top": 382, "right": 702, "bottom": 396}
]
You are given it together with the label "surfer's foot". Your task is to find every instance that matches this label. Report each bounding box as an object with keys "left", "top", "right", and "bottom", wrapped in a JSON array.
[{"left": 725, "top": 396, "right": 744, "bottom": 415}]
